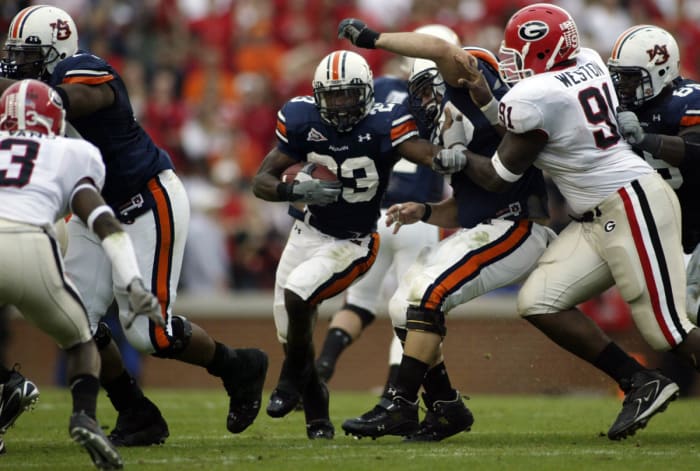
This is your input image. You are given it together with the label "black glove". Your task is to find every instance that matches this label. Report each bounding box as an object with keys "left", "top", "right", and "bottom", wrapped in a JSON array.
[{"left": 337, "top": 18, "right": 380, "bottom": 49}]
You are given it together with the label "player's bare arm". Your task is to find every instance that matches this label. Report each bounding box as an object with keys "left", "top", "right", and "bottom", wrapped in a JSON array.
[
  {"left": 59, "top": 82, "right": 115, "bottom": 120},
  {"left": 251, "top": 147, "right": 298, "bottom": 201},
  {"left": 385, "top": 197, "right": 458, "bottom": 234},
  {"left": 462, "top": 130, "right": 547, "bottom": 192},
  {"left": 395, "top": 136, "right": 441, "bottom": 168}
]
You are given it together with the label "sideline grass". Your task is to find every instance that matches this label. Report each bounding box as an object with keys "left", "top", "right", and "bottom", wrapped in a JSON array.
[{"left": 1, "top": 389, "right": 699, "bottom": 470}]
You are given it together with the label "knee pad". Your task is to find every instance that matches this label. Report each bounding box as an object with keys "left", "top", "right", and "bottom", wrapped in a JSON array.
[
  {"left": 343, "top": 303, "right": 376, "bottom": 328},
  {"left": 152, "top": 315, "right": 192, "bottom": 358},
  {"left": 93, "top": 321, "right": 113, "bottom": 350},
  {"left": 406, "top": 306, "right": 446, "bottom": 337}
]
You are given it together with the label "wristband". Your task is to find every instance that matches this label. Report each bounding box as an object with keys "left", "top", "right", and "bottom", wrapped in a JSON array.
[
  {"left": 480, "top": 97, "right": 500, "bottom": 126},
  {"left": 276, "top": 182, "right": 293, "bottom": 201},
  {"left": 86, "top": 205, "right": 115, "bottom": 232},
  {"left": 357, "top": 28, "right": 380, "bottom": 49},
  {"left": 420, "top": 203, "right": 433, "bottom": 222},
  {"left": 491, "top": 151, "right": 522, "bottom": 182},
  {"left": 53, "top": 85, "right": 70, "bottom": 114}
]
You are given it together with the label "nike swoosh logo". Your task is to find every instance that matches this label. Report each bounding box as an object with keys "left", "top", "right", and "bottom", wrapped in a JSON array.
[{"left": 632, "top": 379, "right": 660, "bottom": 418}]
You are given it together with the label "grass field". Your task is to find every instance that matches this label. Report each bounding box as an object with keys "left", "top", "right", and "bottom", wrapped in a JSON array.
[{"left": 1, "top": 388, "right": 699, "bottom": 470}]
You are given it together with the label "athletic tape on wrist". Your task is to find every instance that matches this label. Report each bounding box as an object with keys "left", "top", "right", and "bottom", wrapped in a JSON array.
[
  {"left": 491, "top": 151, "right": 522, "bottom": 183},
  {"left": 480, "top": 97, "right": 500, "bottom": 126},
  {"left": 101, "top": 232, "right": 141, "bottom": 288}
]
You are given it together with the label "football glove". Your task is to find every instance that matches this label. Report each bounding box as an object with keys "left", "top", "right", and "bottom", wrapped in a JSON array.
[
  {"left": 617, "top": 110, "right": 644, "bottom": 145},
  {"left": 289, "top": 179, "right": 342, "bottom": 206},
  {"left": 124, "top": 278, "right": 164, "bottom": 329},
  {"left": 337, "top": 18, "right": 380, "bottom": 48},
  {"left": 432, "top": 147, "right": 467, "bottom": 174}
]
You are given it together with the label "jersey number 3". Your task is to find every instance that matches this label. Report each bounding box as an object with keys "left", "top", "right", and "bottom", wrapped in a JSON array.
[{"left": 0, "top": 138, "right": 39, "bottom": 187}]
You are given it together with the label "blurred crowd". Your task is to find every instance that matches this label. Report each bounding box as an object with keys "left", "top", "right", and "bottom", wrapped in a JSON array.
[{"left": 1, "top": 0, "right": 698, "bottom": 293}]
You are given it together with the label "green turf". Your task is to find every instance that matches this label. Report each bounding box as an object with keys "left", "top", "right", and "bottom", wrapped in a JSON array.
[{"left": 1, "top": 389, "right": 699, "bottom": 470}]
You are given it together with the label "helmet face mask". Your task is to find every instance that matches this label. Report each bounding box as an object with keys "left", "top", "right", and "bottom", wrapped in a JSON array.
[
  {"left": 312, "top": 50, "right": 374, "bottom": 132},
  {"left": 407, "top": 59, "right": 444, "bottom": 130},
  {"left": 0, "top": 79, "right": 66, "bottom": 136},
  {"left": 498, "top": 3, "right": 580, "bottom": 84},
  {"left": 1, "top": 5, "right": 78, "bottom": 79},
  {"left": 608, "top": 25, "right": 680, "bottom": 109}
]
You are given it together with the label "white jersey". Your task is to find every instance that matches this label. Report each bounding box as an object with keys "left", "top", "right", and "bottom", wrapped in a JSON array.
[
  {"left": 0, "top": 130, "right": 105, "bottom": 227},
  {"left": 501, "top": 48, "right": 652, "bottom": 214}
]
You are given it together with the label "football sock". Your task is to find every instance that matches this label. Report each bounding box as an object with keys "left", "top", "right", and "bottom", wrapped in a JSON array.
[
  {"left": 593, "top": 342, "right": 645, "bottom": 391},
  {"left": 205, "top": 341, "right": 232, "bottom": 378},
  {"left": 317, "top": 328, "right": 352, "bottom": 366},
  {"left": 393, "top": 355, "right": 429, "bottom": 402},
  {"left": 423, "top": 361, "right": 455, "bottom": 401},
  {"left": 70, "top": 374, "right": 100, "bottom": 419},
  {"left": 381, "top": 364, "right": 400, "bottom": 397},
  {"left": 103, "top": 370, "right": 145, "bottom": 412}
]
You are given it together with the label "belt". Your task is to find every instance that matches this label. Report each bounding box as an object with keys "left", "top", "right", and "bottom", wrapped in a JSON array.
[
  {"left": 288, "top": 206, "right": 370, "bottom": 240},
  {"left": 570, "top": 206, "right": 601, "bottom": 223}
]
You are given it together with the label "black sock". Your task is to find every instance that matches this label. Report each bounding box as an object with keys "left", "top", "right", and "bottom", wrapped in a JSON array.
[
  {"left": 206, "top": 341, "right": 232, "bottom": 378},
  {"left": 593, "top": 342, "right": 645, "bottom": 391},
  {"left": 69, "top": 374, "right": 100, "bottom": 419},
  {"left": 423, "top": 362, "right": 455, "bottom": 402},
  {"left": 392, "top": 355, "right": 429, "bottom": 402},
  {"left": 317, "top": 328, "right": 352, "bottom": 366},
  {"left": 103, "top": 370, "right": 145, "bottom": 412},
  {"left": 381, "top": 364, "right": 400, "bottom": 397}
]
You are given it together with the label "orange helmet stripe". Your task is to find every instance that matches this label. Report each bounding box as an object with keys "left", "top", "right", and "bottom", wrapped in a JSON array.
[
  {"left": 610, "top": 25, "right": 650, "bottom": 60},
  {"left": 331, "top": 51, "right": 343, "bottom": 80},
  {"left": 10, "top": 5, "right": 45, "bottom": 39}
]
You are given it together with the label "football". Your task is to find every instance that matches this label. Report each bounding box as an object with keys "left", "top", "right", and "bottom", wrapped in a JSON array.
[{"left": 281, "top": 162, "right": 337, "bottom": 183}]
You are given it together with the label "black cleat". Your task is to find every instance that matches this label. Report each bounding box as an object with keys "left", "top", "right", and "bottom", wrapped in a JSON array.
[
  {"left": 108, "top": 397, "right": 169, "bottom": 446},
  {"left": 303, "top": 374, "right": 334, "bottom": 439},
  {"left": 266, "top": 387, "right": 301, "bottom": 418},
  {"left": 70, "top": 411, "right": 123, "bottom": 470},
  {"left": 225, "top": 348, "right": 269, "bottom": 433},
  {"left": 404, "top": 391, "right": 474, "bottom": 442},
  {"left": 342, "top": 394, "right": 419, "bottom": 439},
  {"left": 0, "top": 368, "right": 39, "bottom": 434},
  {"left": 307, "top": 419, "right": 335, "bottom": 439},
  {"left": 607, "top": 369, "right": 679, "bottom": 440}
]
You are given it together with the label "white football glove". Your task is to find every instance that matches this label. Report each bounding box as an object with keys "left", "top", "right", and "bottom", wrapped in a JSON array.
[
  {"left": 432, "top": 147, "right": 467, "bottom": 174},
  {"left": 124, "top": 278, "right": 164, "bottom": 329},
  {"left": 617, "top": 110, "right": 645, "bottom": 145}
]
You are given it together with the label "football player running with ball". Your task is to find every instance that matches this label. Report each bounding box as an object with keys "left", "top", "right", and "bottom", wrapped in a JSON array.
[{"left": 252, "top": 49, "right": 461, "bottom": 439}]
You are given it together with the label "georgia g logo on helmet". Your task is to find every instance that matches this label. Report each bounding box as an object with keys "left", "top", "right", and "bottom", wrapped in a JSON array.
[{"left": 518, "top": 20, "right": 549, "bottom": 41}]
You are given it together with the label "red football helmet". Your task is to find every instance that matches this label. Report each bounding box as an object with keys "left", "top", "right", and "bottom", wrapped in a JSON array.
[
  {"left": 498, "top": 3, "right": 580, "bottom": 83},
  {"left": 0, "top": 79, "right": 65, "bottom": 136}
]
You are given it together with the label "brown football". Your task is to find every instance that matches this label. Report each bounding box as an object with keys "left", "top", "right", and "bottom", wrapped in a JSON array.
[{"left": 281, "top": 162, "right": 337, "bottom": 183}]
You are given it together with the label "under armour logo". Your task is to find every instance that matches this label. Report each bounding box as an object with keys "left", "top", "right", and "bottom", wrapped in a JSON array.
[
  {"left": 358, "top": 133, "right": 372, "bottom": 142},
  {"left": 307, "top": 128, "right": 327, "bottom": 142},
  {"left": 652, "top": 114, "right": 662, "bottom": 122},
  {"left": 646, "top": 44, "right": 669, "bottom": 66}
]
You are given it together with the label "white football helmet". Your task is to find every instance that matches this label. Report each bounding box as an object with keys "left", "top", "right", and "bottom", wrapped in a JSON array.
[
  {"left": 407, "top": 58, "right": 444, "bottom": 130},
  {"left": 607, "top": 25, "right": 680, "bottom": 109},
  {"left": 312, "top": 50, "right": 374, "bottom": 132},
  {"left": 1, "top": 5, "right": 79, "bottom": 79}
]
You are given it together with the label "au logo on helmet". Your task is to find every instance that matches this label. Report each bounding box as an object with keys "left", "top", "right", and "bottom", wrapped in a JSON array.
[
  {"left": 50, "top": 19, "right": 73, "bottom": 41},
  {"left": 647, "top": 45, "right": 669, "bottom": 65},
  {"left": 518, "top": 21, "right": 549, "bottom": 41}
]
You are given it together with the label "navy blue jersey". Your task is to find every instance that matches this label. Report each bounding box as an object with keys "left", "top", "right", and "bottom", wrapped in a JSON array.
[
  {"left": 276, "top": 96, "right": 418, "bottom": 237},
  {"left": 373, "top": 76, "right": 444, "bottom": 207},
  {"left": 634, "top": 77, "right": 700, "bottom": 253},
  {"left": 49, "top": 51, "right": 173, "bottom": 209},
  {"left": 446, "top": 56, "right": 548, "bottom": 227}
]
